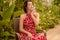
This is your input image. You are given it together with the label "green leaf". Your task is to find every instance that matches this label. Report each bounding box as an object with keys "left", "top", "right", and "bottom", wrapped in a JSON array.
[{"left": 3, "top": 3, "right": 15, "bottom": 20}]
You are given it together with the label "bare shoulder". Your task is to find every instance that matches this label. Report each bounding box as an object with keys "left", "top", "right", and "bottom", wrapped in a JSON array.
[{"left": 20, "top": 14, "right": 26, "bottom": 19}]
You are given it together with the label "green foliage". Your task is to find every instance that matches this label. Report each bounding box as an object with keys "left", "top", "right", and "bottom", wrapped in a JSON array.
[
  {"left": 36, "top": 0, "right": 60, "bottom": 30},
  {"left": 3, "top": 3, "right": 15, "bottom": 19},
  {"left": 0, "top": 0, "right": 15, "bottom": 40},
  {"left": 13, "top": 9, "right": 24, "bottom": 18},
  {"left": 54, "top": 0, "right": 60, "bottom": 4}
]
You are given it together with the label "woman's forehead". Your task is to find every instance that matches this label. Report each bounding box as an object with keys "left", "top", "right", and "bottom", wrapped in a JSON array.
[{"left": 27, "top": 2, "right": 32, "bottom": 4}]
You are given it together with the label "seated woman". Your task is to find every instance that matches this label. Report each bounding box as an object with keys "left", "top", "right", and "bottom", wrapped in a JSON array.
[{"left": 19, "top": 0, "right": 47, "bottom": 40}]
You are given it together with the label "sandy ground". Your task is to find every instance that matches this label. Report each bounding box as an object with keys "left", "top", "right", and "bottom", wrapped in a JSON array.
[{"left": 47, "top": 24, "right": 60, "bottom": 40}]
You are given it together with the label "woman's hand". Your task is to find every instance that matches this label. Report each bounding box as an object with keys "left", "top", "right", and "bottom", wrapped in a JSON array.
[
  {"left": 27, "top": 33, "right": 33, "bottom": 38},
  {"left": 31, "top": 7, "right": 37, "bottom": 18},
  {"left": 30, "top": 8, "right": 39, "bottom": 26},
  {"left": 31, "top": 13, "right": 37, "bottom": 18},
  {"left": 31, "top": 10, "right": 37, "bottom": 20}
]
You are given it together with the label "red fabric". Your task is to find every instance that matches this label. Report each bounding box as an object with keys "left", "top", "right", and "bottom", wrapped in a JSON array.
[{"left": 20, "top": 13, "right": 47, "bottom": 40}]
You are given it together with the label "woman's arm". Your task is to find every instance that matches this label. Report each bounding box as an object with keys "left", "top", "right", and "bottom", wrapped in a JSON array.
[
  {"left": 19, "top": 14, "right": 29, "bottom": 34},
  {"left": 19, "top": 14, "right": 33, "bottom": 38},
  {"left": 31, "top": 13, "right": 40, "bottom": 26}
]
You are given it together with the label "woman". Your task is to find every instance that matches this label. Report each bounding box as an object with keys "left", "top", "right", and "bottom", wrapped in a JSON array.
[{"left": 19, "top": 0, "right": 47, "bottom": 40}]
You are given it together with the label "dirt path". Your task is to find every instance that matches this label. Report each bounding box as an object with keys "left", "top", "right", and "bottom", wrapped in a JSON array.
[{"left": 47, "top": 24, "right": 60, "bottom": 40}]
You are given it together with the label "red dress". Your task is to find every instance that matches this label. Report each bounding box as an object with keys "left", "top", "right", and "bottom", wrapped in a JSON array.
[{"left": 20, "top": 13, "right": 47, "bottom": 40}]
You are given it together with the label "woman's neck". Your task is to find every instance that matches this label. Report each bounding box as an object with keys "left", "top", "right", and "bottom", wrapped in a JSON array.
[{"left": 27, "top": 10, "right": 31, "bottom": 14}]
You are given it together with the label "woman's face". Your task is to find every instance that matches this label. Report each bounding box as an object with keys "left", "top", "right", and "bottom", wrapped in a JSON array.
[{"left": 27, "top": 2, "right": 34, "bottom": 11}]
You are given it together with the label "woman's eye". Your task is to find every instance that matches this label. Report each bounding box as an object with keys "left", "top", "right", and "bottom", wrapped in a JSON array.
[{"left": 28, "top": 4, "right": 31, "bottom": 5}]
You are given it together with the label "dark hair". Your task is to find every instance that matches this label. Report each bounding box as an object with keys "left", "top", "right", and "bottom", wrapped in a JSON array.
[{"left": 24, "top": 0, "right": 32, "bottom": 13}]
